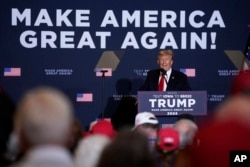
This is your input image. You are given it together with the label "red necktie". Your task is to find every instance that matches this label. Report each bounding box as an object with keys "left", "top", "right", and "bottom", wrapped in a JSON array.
[{"left": 158, "top": 74, "right": 165, "bottom": 91}]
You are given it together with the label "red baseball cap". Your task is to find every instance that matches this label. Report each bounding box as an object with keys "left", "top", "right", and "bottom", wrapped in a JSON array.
[
  {"left": 89, "top": 119, "right": 116, "bottom": 138},
  {"left": 157, "top": 127, "right": 179, "bottom": 153}
]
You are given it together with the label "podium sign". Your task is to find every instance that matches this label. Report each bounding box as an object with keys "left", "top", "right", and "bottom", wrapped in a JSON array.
[{"left": 138, "top": 91, "right": 207, "bottom": 116}]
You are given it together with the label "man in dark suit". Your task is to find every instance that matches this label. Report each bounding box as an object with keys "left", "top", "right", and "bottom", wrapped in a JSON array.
[{"left": 139, "top": 50, "right": 191, "bottom": 91}]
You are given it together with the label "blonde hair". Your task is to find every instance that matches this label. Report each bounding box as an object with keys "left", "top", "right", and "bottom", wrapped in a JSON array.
[{"left": 158, "top": 50, "right": 174, "bottom": 59}]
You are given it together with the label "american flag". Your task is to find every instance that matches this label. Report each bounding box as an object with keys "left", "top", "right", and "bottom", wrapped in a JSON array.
[
  {"left": 76, "top": 93, "right": 93, "bottom": 102},
  {"left": 180, "top": 68, "right": 196, "bottom": 77},
  {"left": 242, "top": 34, "right": 250, "bottom": 70},
  {"left": 4, "top": 67, "right": 21, "bottom": 76},
  {"left": 95, "top": 68, "right": 112, "bottom": 77},
  {"left": 245, "top": 34, "right": 250, "bottom": 61}
]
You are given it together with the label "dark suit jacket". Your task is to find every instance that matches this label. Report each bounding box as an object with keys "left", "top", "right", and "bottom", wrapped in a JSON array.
[{"left": 139, "top": 69, "right": 191, "bottom": 91}]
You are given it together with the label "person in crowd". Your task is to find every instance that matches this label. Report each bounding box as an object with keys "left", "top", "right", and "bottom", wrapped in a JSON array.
[
  {"left": 4, "top": 132, "right": 20, "bottom": 165},
  {"left": 97, "top": 130, "right": 156, "bottom": 167},
  {"left": 132, "top": 112, "right": 159, "bottom": 151},
  {"left": 214, "top": 69, "right": 250, "bottom": 127},
  {"left": 10, "top": 86, "right": 75, "bottom": 167},
  {"left": 83, "top": 119, "right": 116, "bottom": 138},
  {"left": 156, "top": 127, "right": 180, "bottom": 167},
  {"left": 214, "top": 94, "right": 250, "bottom": 127},
  {"left": 172, "top": 118, "right": 198, "bottom": 167},
  {"left": 189, "top": 69, "right": 250, "bottom": 167},
  {"left": 74, "top": 134, "right": 111, "bottom": 167},
  {"left": 0, "top": 87, "right": 16, "bottom": 166},
  {"left": 68, "top": 118, "right": 84, "bottom": 154},
  {"left": 173, "top": 118, "right": 198, "bottom": 149},
  {"left": 190, "top": 119, "right": 250, "bottom": 167},
  {"left": 230, "top": 69, "right": 250, "bottom": 95},
  {"left": 139, "top": 50, "right": 191, "bottom": 91},
  {"left": 177, "top": 113, "right": 195, "bottom": 122}
]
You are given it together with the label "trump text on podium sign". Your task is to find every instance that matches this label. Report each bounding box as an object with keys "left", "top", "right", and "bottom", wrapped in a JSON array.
[{"left": 138, "top": 91, "right": 207, "bottom": 116}]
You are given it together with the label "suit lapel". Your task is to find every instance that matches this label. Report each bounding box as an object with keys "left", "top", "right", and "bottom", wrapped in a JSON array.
[
  {"left": 153, "top": 70, "right": 161, "bottom": 90},
  {"left": 166, "top": 70, "right": 175, "bottom": 90}
]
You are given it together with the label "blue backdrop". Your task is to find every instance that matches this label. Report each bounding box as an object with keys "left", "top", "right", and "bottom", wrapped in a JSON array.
[{"left": 1, "top": 0, "right": 250, "bottom": 129}]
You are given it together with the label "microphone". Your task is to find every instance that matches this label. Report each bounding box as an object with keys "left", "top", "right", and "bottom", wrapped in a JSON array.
[
  {"left": 101, "top": 70, "right": 108, "bottom": 73},
  {"left": 160, "top": 68, "right": 166, "bottom": 75},
  {"left": 160, "top": 68, "right": 168, "bottom": 84}
]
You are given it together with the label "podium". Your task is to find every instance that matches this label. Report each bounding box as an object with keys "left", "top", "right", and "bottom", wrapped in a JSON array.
[{"left": 137, "top": 91, "right": 207, "bottom": 116}]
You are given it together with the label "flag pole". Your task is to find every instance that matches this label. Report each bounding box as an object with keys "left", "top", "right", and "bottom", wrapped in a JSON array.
[{"left": 101, "top": 70, "right": 108, "bottom": 118}]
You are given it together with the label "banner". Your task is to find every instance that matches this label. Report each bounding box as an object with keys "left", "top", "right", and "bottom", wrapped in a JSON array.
[
  {"left": 138, "top": 91, "right": 207, "bottom": 116},
  {"left": 0, "top": 0, "right": 250, "bottom": 127}
]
